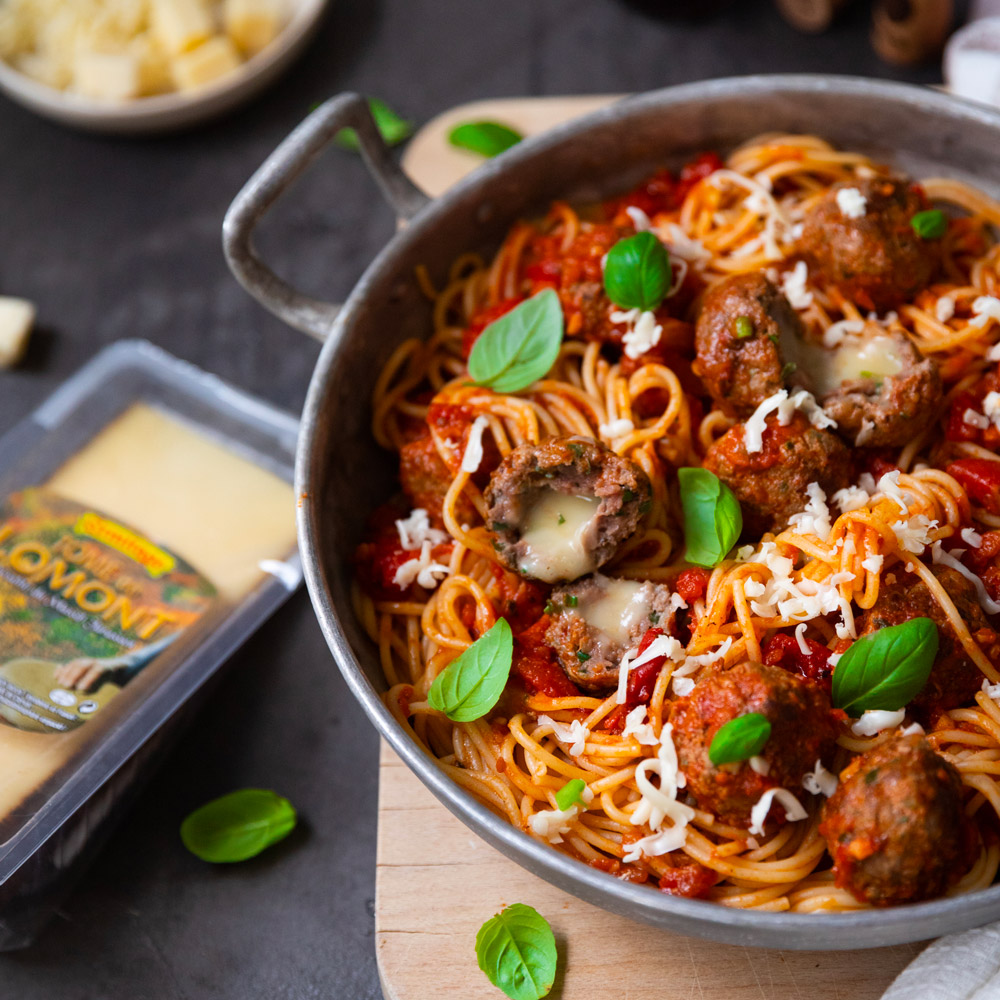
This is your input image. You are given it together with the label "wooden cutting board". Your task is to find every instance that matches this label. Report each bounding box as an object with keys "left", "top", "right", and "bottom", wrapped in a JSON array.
[{"left": 377, "top": 96, "right": 927, "bottom": 1000}]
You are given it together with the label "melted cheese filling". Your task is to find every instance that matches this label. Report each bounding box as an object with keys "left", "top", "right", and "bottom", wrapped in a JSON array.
[
  {"left": 519, "top": 491, "right": 598, "bottom": 583},
  {"left": 810, "top": 334, "right": 905, "bottom": 396},
  {"left": 576, "top": 576, "right": 651, "bottom": 646}
]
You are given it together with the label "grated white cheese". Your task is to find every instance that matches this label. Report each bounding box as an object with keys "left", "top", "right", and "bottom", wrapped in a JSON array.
[
  {"left": 672, "top": 676, "right": 695, "bottom": 697},
  {"left": 743, "top": 389, "right": 836, "bottom": 454},
  {"left": 599, "top": 417, "right": 635, "bottom": 439},
  {"left": 707, "top": 170, "right": 790, "bottom": 259},
  {"left": 971, "top": 296, "right": 1000, "bottom": 330},
  {"left": 528, "top": 784, "right": 595, "bottom": 844},
  {"left": 656, "top": 223, "right": 712, "bottom": 264},
  {"left": 984, "top": 392, "right": 1000, "bottom": 429},
  {"left": 393, "top": 541, "right": 450, "bottom": 591},
  {"left": 749, "top": 755, "right": 771, "bottom": 776},
  {"left": 851, "top": 708, "right": 906, "bottom": 737},
  {"left": 822, "top": 318, "right": 866, "bottom": 348},
  {"left": 935, "top": 296, "right": 956, "bottom": 323},
  {"left": 802, "top": 759, "right": 838, "bottom": 798},
  {"left": 781, "top": 260, "right": 814, "bottom": 310},
  {"left": 987, "top": 343, "right": 1000, "bottom": 363},
  {"left": 982, "top": 678, "right": 1000, "bottom": 702},
  {"left": 827, "top": 651, "right": 843, "bottom": 669},
  {"left": 460, "top": 416, "right": 490, "bottom": 473},
  {"left": 615, "top": 634, "right": 686, "bottom": 704},
  {"left": 788, "top": 482, "right": 833, "bottom": 542},
  {"left": 861, "top": 552, "right": 884, "bottom": 574},
  {"left": 901, "top": 722, "right": 925, "bottom": 736},
  {"left": 836, "top": 187, "right": 867, "bottom": 219},
  {"left": 536, "top": 715, "right": 591, "bottom": 757},
  {"left": 794, "top": 623, "right": 810, "bottom": 655},
  {"left": 962, "top": 527, "right": 984, "bottom": 548},
  {"left": 611, "top": 308, "right": 663, "bottom": 361},
  {"left": 833, "top": 485, "right": 871, "bottom": 513},
  {"left": 931, "top": 542, "right": 1000, "bottom": 615},
  {"left": 964, "top": 408, "right": 990, "bottom": 430},
  {"left": 625, "top": 205, "right": 653, "bottom": 232},
  {"left": 876, "top": 470, "right": 912, "bottom": 513},
  {"left": 621, "top": 705, "right": 659, "bottom": 746},
  {"left": 748, "top": 788, "right": 808, "bottom": 837},
  {"left": 395, "top": 508, "right": 448, "bottom": 551},
  {"left": 854, "top": 419, "right": 876, "bottom": 446},
  {"left": 891, "top": 514, "right": 938, "bottom": 555}
]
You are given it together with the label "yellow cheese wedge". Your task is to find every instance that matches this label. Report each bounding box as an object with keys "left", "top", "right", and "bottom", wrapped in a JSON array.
[
  {"left": 170, "top": 35, "right": 242, "bottom": 91},
  {"left": 224, "top": 0, "right": 285, "bottom": 56},
  {"left": 150, "top": 0, "right": 214, "bottom": 56}
]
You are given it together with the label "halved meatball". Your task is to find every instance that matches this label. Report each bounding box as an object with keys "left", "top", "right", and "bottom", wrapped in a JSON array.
[
  {"left": 485, "top": 436, "right": 651, "bottom": 583},
  {"left": 693, "top": 272, "right": 808, "bottom": 418},
  {"left": 797, "top": 177, "right": 939, "bottom": 312},
  {"left": 701, "top": 412, "right": 852, "bottom": 537},
  {"left": 819, "top": 735, "right": 975, "bottom": 906},
  {"left": 545, "top": 573, "right": 676, "bottom": 690},
  {"left": 855, "top": 565, "right": 996, "bottom": 723},
  {"left": 670, "top": 660, "right": 837, "bottom": 828}
]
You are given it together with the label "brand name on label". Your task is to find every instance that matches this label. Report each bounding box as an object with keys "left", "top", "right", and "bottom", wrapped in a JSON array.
[{"left": 74, "top": 512, "right": 175, "bottom": 578}]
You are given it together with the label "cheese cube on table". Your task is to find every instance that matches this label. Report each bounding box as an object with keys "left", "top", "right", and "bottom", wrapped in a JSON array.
[
  {"left": 171, "top": 36, "right": 242, "bottom": 91},
  {"left": 150, "top": 0, "right": 214, "bottom": 55},
  {"left": 0, "top": 298, "right": 35, "bottom": 369},
  {"left": 73, "top": 52, "right": 141, "bottom": 101},
  {"left": 224, "top": 0, "right": 285, "bottom": 56}
]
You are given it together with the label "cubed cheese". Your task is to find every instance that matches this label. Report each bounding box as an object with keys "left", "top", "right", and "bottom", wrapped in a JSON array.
[
  {"left": 171, "top": 35, "right": 241, "bottom": 90},
  {"left": 0, "top": 297, "right": 35, "bottom": 369},
  {"left": 150, "top": 0, "right": 214, "bottom": 55},
  {"left": 73, "top": 51, "right": 140, "bottom": 101},
  {"left": 224, "top": 0, "right": 284, "bottom": 56}
]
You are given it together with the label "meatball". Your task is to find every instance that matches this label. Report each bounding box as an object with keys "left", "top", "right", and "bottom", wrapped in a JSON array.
[
  {"left": 545, "top": 573, "right": 676, "bottom": 690},
  {"left": 693, "top": 272, "right": 808, "bottom": 418},
  {"left": 811, "top": 327, "right": 942, "bottom": 448},
  {"left": 485, "top": 436, "right": 651, "bottom": 583},
  {"left": 701, "top": 412, "right": 852, "bottom": 536},
  {"left": 670, "top": 660, "right": 837, "bottom": 828},
  {"left": 819, "top": 735, "right": 975, "bottom": 906},
  {"left": 797, "top": 177, "right": 939, "bottom": 312},
  {"left": 855, "top": 565, "right": 995, "bottom": 723}
]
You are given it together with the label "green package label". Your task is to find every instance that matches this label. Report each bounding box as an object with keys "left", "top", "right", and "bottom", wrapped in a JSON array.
[{"left": 0, "top": 489, "right": 216, "bottom": 733}]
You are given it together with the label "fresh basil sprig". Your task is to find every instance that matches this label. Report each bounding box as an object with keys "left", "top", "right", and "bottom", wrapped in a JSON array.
[
  {"left": 449, "top": 120, "right": 523, "bottom": 158},
  {"left": 428, "top": 618, "right": 513, "bottom": 722},
  {"left": 708, "top": 713, "right": 771, "bottom": 766},
  {"left": 554, "top": 778, "right": 586, "bottom": 811},
  {"left": 678, "top": 467, "right": 743, "bottom": 567},
  {"left": 475, "top": 903, "right": 557, "bottom": 1000},
  {"left": 180, "top": 789, "right": 297, "bottom": 863},
  {"left": 910, "top": 209, "right": 947, "bottom": 240},
  {"left": 831, "top": 617, "right": 938, "bottom": 717},
  {"left": 335, "top": 98, "right": 413, "bottom": 152},
  {"left": 603, "top": 232, "right": 672, "bottom": 312},
  {"left": 468, "top": 290, "right": 563, "bottom": 394}
]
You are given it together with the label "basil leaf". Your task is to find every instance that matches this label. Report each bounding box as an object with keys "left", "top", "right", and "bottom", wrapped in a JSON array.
[
  {"left": 910, "top": 209, "right": 947, "bottom": 240},
  {"left": 554, "top": 778, "right": 586, "bottom": 811},
  {"left": 449, "top": 120, "right": 523, "bottom": 158},
  {"left": 428, "top": 618, "right": 513, "bottom": 721},
  {"left": 335, "top": 98, "right": 413, "bottom": 152},
  {"left": 180, "top": 789, "right": 296, "bottom": 863},
  {"left": 832, "top": 617, "right": 938, "bottom": 717},
  {"left": 603, "top": 232, "right": 671, "bottom": 311},
  {"left": 678, "top": 467, "right": 743, "bottom": 567},
  {"left": 475, "top": 903, "right": 557, "bottom": 1000},
  {"left": 708, "top": 713, "right": 771, "bottom": 766},
  {"left": 468, "top": 290, "right": 563, "bottom": 394}
]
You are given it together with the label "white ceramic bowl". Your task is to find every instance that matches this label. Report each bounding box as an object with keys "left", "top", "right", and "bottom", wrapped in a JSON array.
[{"left": 0, "top": 0, "right": 329, "bottom": 134}]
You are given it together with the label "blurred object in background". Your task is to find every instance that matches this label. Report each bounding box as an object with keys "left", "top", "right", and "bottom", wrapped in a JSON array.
[
  {"left": 774, "top": 0, "right": 857, "bottom": 33},
  {"left": 971, "top": 0, "right": 1000, "bottom": 17},
  {"left": 945, "top": 16, "right": 1000, "bottom": 107},
  {"left": 619, "top": 0, "right": 736, "bottom": 21},
  {"left": 871, "top": 0, "right": 955, "bottom": 65}
]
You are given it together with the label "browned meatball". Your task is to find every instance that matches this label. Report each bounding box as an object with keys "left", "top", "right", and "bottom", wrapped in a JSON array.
[
  {"left": 855, "top": 565, "right": 997, "bottom": 723},
  {"left": 797, "top": 177, "right": 939, "bottom": 313},
  {"left": 670, "top": 660, "right": 837, "bottom": 828},
  {"left": 813, "top": 327, "right": 942, "bottom": 448},
  {"left": 693, "top": 272, "right": 808, "bottom": 418},
  {"left": 485, "top": 436, "right": 651, "bottom": 584},
  {"left": 819, "top": 735, "right": 976, "bottom": 906},
  {"left": 545, "top": 573, "right": 676, "bottom": 690},
  {"left": 702, "top": 412, "right": 852, "bottom": 537}
]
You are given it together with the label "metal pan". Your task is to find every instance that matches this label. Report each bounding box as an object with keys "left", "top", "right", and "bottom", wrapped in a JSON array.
[{"left": 223, "top": 76, "right": 1000, "bottom": 949}]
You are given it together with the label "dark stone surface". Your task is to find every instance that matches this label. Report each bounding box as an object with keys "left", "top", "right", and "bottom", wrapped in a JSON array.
[{"left": 0, "top": 1, "right": 940, "bottom": 995}]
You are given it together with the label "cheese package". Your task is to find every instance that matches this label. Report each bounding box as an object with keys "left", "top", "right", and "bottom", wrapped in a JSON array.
[{"left": 0, "top": 340, "right": 300, "bottom": 950}]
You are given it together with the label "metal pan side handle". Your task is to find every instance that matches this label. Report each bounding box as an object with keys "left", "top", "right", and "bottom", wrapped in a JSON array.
[{"left": 223, "top": 92, "right": 431, "bottom": 343}]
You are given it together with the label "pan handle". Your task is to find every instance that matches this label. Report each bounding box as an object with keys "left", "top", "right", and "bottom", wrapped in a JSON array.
[{"left": 222, "top": 92, "right": 431, "bottom": 343}]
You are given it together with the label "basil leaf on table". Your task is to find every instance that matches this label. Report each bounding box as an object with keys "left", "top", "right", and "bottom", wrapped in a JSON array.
[
  {"left": 554, "top": 778, "right": 586, "bottom": 811},
  {"left": 180, "top": 789, "right": 297, "bottom": 863},
  {"left": 449, "top": 121, "right": 523, "bottom": 158},
  {"left": 831, "top": 617, "right": 938, "bottom": 717},
  {"left": 677, "top": 467, "right": 743, "bottom": 567},
  {"left": 708, "top": 713, "right": 771, "bottom": 766},
  {"left": 603, "top": 232, "right": 671, "bottom": 312},
  {"left": 335, "top": 98, "right": 413, "bottom": 152},
  {"left": 428, "top": 618, "right": 513, "bottom": 722},
  {"left": 910, "top": 209, "right": 947, "bottom": 240},
  {"left": 475, "top": 903, "right": 557, "bottom": 1000},
  {"left": 468, "top": 289, "right": 564, "bottom": 394}
]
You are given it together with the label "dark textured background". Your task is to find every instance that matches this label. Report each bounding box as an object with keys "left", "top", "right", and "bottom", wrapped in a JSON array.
[{"left": 0, "top": 1, "right": 944, "bottom": 996}]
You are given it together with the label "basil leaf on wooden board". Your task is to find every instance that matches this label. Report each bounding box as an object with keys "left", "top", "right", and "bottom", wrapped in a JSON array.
[
  {"left": 677, "top": 467, "right": 743, "bottom": 567},
  {"left": 468, "top": 290, "right": 563, "bottom": 394},
  {"left": 475, "top": 903, "right": 557, "bottom": 1000},
  {"left": 603, "top": 232, "right": 671, "bottom": 311},
  {"left": 449, "top": 121, "right": 523, "bottom": 158},
  {"left": 831, "top": 617, "right": 938, "bottom": 717},
  {"left": 180, "top": 789, "right": 296, "bottom": 863},
  {"left": 708, "top": 713, "right": 771, "bottom": 766},
  {"left": 554, "top": 778, "right": 586, "bottom": 811},
  {"left": 335, "top": 98, "right": 413, "bottom": 152},
  {"left": 910, "top": 209, "right": 947, "bottom": 240},
  {"left": 428, "top": 618, "right": 513, "bottom": 722}
]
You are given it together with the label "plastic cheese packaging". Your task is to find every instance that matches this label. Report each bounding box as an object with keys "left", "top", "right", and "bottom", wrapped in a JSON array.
[{"left": 0, "top": 340, "right": 301, "bottom": 950}]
